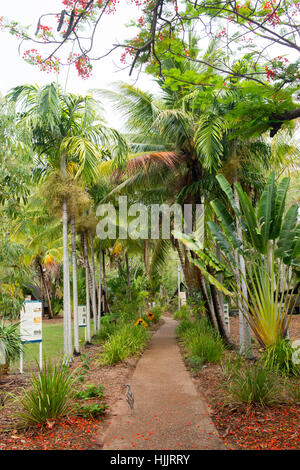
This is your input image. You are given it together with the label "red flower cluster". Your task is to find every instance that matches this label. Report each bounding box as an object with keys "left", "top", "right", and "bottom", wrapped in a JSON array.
[
  {"left": 265, "top": 65, "right": 276, "bottom": 80},
  {"left": 75, "top": 55, "right": 93, "bottom": 79},
  {"left": 217, "top": 28, "right": 226, "bottom": 38},
  {"left": 138, "top": 16, "right": 145, "bottom": 26},
  {"left": 37, "top": 24, "right": 53, "bottom": 41},
  {"left": 120, "top": 47, "right": 135, "bottom": 64},
  {"left": 22, "top": 49, "right": 60, "bottom": 74}
]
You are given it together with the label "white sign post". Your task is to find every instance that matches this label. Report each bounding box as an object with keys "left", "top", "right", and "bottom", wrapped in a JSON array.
[
  {"left": 78, "top": 306, "right": 87, "bottom": 341},
  {"left": 177, "top": 264, "right": 181, "bottom": 310},
  {"left": 179, "top": 291, "right": 187, "bottom": 307},
  {"left": 223, "top": 303, "right": 230, "bottom": 333},
  {"left": 0, "top": 340, "right": 6, "bottom": 366},
  {"left": 20, "top": 301, "right": 42, "bottom": 373}
]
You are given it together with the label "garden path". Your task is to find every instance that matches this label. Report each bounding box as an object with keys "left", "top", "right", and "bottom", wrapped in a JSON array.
[{"left": 97, "top": 315, "right": 225, "bottom": 450}]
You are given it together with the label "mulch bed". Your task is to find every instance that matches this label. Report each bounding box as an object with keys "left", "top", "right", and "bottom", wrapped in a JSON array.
[
  {"left": 0, "top": 320, "right": 164, "bottom": 451},
  {"left": 1, "top": 315, "right": 299, "bottom": 451},
  {"left": 190, "top": 315, "right": 300, "bottom": 451}
]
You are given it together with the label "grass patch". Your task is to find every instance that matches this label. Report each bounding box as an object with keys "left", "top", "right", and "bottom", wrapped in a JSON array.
[
  {"left": 11, "top": 321, "right": 91, "bottom": 372},
  {"left": 177, "top": 317, "right": 225, "bottom": 365},
  {"left": 219, "top": 360, "right": 284, "bottom": 407},
  {"left": 98, "top": 323, "right": 150, "bottom": 365}
]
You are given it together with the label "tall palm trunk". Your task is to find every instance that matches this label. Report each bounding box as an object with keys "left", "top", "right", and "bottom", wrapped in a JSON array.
[
  {"left": 198, "top": 270, "right": 219, "bottom": 330},
  {"left": 89, "top": 233, "right": 98, "bottom": 334},
  {"left": 144, "top": 240, "right": 149, "bottom": 274},
  {"left": 233, "top": 174, "right": 253, "bottom": 357},
  {"left": 102, "top": 249, "right": 109, "bottom": 312},
  {"left": 98, "top": 240, "right": 102, "bottom": 330},
  {"left": 216, "top": 237, "right": 224, "bottom": 321},
  {"left": 125, "top": 251, "right": 131, "bottom": 300},
  {"left": 172, "top": 237, "right": 193, "bottom": 295},
  {"left": 210, "top": 280, "right": 236, "bottom": 349},
  {"left": 37, "top": 260, "right": 53, "bottom": 319},
  {"left": 62, "top": 196, "right": 72, "bottom": 361},
  {"left": 82, "top": 231, "right": 91, "bottom": 343},
  {"left": 71, "top": 213, "right": 80, "bottom": 355}
]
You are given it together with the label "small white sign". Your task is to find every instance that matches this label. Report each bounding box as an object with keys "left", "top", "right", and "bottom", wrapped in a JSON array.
[
  {"left": 20, "top": 301, "right": 42, "bottom": 343},
  {"left": 0, "top": 340, "right": 6, "bottom": 365},
  {"left": 78, "top": 305, "right": 87, "bottom": 327},
  {"left": 179, "top": 292, "right": 187, "bottom": 307},
  {"left": 223, "top": 303, "right": 230, "bottom": 332}
]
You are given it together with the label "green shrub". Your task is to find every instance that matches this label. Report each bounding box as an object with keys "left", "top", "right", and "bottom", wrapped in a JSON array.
[
  {"left": 176, "top": 318, "right": 196, "bottom": 337},
  {"left": 221, "top": 363, "right": 283, "bottom": 406},
  {"left": 221, "top": 354, "right": 245, "bottom": 379},
  {"left": 183, "top": 331, "right": 225, "bottom": 364},
  {"left": 174, "top": 305, "right": 190, "bottom": 321},
  {"left": 149, "top": 305, "right": 163, "bottom": 323},
  {"left": 95, "top": 320, "right": 118, "bottom": 343},
  {"left": 186, "top": 355, "right": 205, "bottom": 372},
  {"left": 75, "top": 384, "right": 104, "bottom": 400},
  {"left": 16, "top": 360, "right": 78, "bottom": 426},
  {"left": 261, "top": 339, "right": 300, "bottom": 377},
  {"left": 76, "top": 353, "right": 91, "bottom": 383},
  {"left": 0, "top": 321, "right": 22, "bottom": 363},
  {"left": 75, "top": 402, "right": 108, "bottom": 418},
  {"left": 99, "top": 323, "right": 149, "bottom": 365},
  {"left": 176, "top": 317, "right": 225, "bottom": 364},
  {"left": 286, "top": 381, "right": 300, "bottom": 404}
]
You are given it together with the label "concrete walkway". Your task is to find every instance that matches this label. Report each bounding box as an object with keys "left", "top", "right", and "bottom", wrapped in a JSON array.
[{"left": 98, "top": 316, "right": 225, "bottom": 450}]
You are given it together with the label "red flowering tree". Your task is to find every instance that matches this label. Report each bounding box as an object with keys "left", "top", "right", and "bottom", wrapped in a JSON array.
[{"left": 1, "top": 0, "right": 299, "bottom": 130}]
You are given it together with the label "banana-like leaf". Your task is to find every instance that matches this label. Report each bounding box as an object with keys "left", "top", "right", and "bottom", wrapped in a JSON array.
[
  {"left": 190, "top": 258, "right": 233, "bottom": 296},
  {"left": 257, "top": 172, "right": 276, "bottom": 244},
  {"left": 208, "top": 221, "right": 238, "bottom": 265},
  {"left": 275, "top": 205, "right": 299, "bottom": 265},
  {"left": 210, "top": 199, "right": 241, "bottom": 250},
  {"left": 172, "top": 230, "right": 203, "bottom": 252},
  {"left": 235, "top": 182, "right": 265, "bottom": 253},
  {"left": 216, "top": 174, "right": 240, "bottom": 216},
  {"left": 270, "top": 176, "right": 290, "bottom": 240}
]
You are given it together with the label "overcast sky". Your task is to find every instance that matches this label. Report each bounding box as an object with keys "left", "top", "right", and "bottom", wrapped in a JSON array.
[{"left": 0, "top": 0, "right": 158, "bottom": 128}]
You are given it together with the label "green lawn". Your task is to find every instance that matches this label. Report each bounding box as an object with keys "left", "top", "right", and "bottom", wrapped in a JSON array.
[{"left": 11, "top": 320, "right": 93, "bottom": 372}]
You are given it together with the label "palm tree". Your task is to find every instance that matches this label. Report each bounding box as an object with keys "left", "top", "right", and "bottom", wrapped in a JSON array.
[
  {"left": 8, "top": 83, "right": 127, "bottom": 361},
  {"left": 97, "top": 71, "right": 299, "bottom": 349}
]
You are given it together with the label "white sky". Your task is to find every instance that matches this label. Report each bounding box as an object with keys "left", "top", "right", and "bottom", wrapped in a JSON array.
[{"left": 0, "top": 0, "right": 157, "bottom": 128}]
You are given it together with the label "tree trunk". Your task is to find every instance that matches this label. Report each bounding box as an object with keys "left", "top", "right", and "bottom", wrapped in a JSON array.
[
  {"left": 233, "top": 175, "right": 253, "bottom": 358},
  {"left": 172, "top": 237, "right": 193, "bottom": 295},
  {"left": 216, "top": 241, "right": 224, "bottom": 320},
  {"left": 197, "top": 268, "right": 219, "bottom": 330},
  {"left": 89, "top": 233, "right": 98, "bottom": 335},
  {"left": 125, "top": 251, "right": 131, "bottom": 300},
  {"left": 144, "top": 240, "right": 149, "bottom": 274},
  {"left": 98, "top": 240, "right": 102, "bottom": 331},
  {"left": 38, "top": 260, "right": 53, "bottom": 319},
  {"left": 71, "top": 213, "right": 80, "bottom": 355},
  {"left": 62, "top": 197, "right": 72, "bottom": 361},
  {"left": 82, "top": 231, "right": 91, "bottom": 343},
  {"left": 102, "top": 249, "right": 110, "bottom": 313},
  {"left": 210, "top": 281, "right": 236, "bottom": 349}
]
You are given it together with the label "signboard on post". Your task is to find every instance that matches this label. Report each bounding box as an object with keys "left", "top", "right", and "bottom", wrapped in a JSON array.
[
  {"left": 78, "top": 306, "right": 87, "bottom": 328},
  {"left": 20, "top": 301, "right": 42, "bottom": 343},
  {"left": 20, "top": 301, "right": 42, "bottom": 373},
  {"left": 223, "top": 303, "right": 230, "bottom": 332},
  {"left": 179, "top": 292, "right": 187, "bottom": 307}
]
